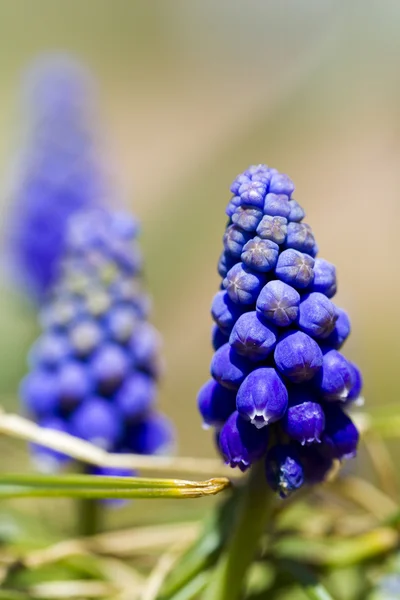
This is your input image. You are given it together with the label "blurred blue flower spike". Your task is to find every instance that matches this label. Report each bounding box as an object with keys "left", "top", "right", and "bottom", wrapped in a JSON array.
[
  {"left": 21, "top": 209, "right": 174, "bottom": 480},
  {"left": 8, "top": 55, "right": 105, "bottom": 300},
  {"left": 198, "top": 164, "right": 363, "bottom": 499}
]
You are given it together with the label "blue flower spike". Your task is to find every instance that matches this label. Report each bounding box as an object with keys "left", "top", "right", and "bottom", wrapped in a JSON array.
[
  {"left": 8, "top": 56, "right": 105, "bottom": 300},
  {"left": 21, "top": 210, "right": 173, "bottom": 485},
  {"left": 198, "top": 163, "right": 363, "bottom": 497}
]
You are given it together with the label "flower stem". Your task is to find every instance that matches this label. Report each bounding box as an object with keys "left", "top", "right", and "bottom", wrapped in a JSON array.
[
  {"left": 77, "top": 463, "right": 102, "bottom": 537},
  {"left": 78, "top": 496, "right": 102, "bottom": 536},
  {"left": 208, "top": 459, "right": 274, "bottom": 600}
]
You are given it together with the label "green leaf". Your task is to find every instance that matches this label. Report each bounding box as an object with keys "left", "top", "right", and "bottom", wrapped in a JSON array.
[
  {"left": 279, "top": 560, "right": 335, "bottom": 600},
  {"left": 0, "top": 473, "right": 230, "bottom": 500},
  {"left": 159, "top": 490, "right": 238, "bottom": 599}
]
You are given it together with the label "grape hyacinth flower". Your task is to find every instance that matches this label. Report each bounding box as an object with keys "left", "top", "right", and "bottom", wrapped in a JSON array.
[
  {"left": 197, "top": 163, "right": 363, "bottom": 498},
  {"left": 7, "top": 56, "right": 105, "bottom": 300},
  {"left": 21, "top": 209, "right": 174, "bottom": 478}
]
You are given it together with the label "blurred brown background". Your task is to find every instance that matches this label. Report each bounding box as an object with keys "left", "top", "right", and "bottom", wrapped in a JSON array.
[{"left": 0, "top": 0, "right": 398, "bottom": 472}]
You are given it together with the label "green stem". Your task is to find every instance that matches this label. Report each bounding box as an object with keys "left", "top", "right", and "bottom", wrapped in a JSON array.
[
  {"left": 78, "top": 496, "right": 102, "bottom": 537},
  {"left": 77, "top": 464, "right": 102, "bottom": 537},
  {"left": 208, "top": 460, "right": 274, "bottom": 600}
]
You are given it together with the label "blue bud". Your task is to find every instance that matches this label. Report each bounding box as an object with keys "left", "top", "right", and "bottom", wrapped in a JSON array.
[
  {"left": 311, "top": 258, "right": 337, "bottom": 298},
  {"left": 232, "top": 205, "right": 263, "bottom": 232},
  {"left": 58, "top": 360, "right": 92, "bottom": 411},
  {"left": 320, "top": 405, "right": 359, "bottom": 460},
  {"left": 230, "top": 174, "right": 250, "bottom": 195},
  {"left": 129, "top": 323, "right": 161, "bottom": 376},
  {"left": 274, "top": 331, "right": 323, "bottom": 383},
  {"left": 282, "top": 392, "right": 325, "bottom": 445},
  {"left": 263, "top": 193, "right": 291, "bottom": 218},
  {"left": 275, "top": 249, "right": 315, "bottom": 289},
  {"left": 90, "top": 343, "right": 129, "bottom": 395},
  {"left": 286, "top": 223, "right": 316, "bottom": 255},
  {"left": 41, "top": 297, "right": 82, "bottom": 329},
  {"left": 217, "top": 250, "right": 237, "bottom": 278},
  {"left": 20, "top": 370, "right": 58, "bottom": 416},
  {"left": 223, "top": 262, "right": 265, "bottom": 305},
  {"left": 212, "top": 325, "right": 230, "bottom": 350},
  {"left": 236, "top": 367, "right": 288, "bottom": 428},
  {"left": 298, "top": 292, "right": 338, "bottom": 339},
  {"left": 106, "top": 306, "right": 138, "bottom": 343},
  {"left": 85, "top": 289, "right": 112, "bottom": 317},
  {"left": 347, "top": 362, "right": 363, "bottom": 403},
  {"left": 241, "top": 237, "right": 279, "bottom": 272},
  {"left": 256, "top": 280, "right": 300, "bottom": 327},
  {"left": 197, "top": 379, "right": 236, "bottom": 428},
  {"left": 238, "top": 180, "right": 267, "bottom": 208},
  {"left": 211, "top": 291, "right": 240, "bottom": 332},
  {"left": 229, "top": 311, "right": 276, "bottom": 360},
  {"left": 315, "top": 350, "right": 354, "bottom": 401},
  {"left": 69, "top": 319, "right": 103, "bottom": 357},
  {"left": 29, "top": 333, "right": 70, "bottom": 368},
  {"left": 245, "top": 164, "right": 270, "bottom": 180},
  {"left": 265, "top": 444, "right": 304, "bottom": 498},
  {"left": 256, "top": 215, "right": 287, "bottom": 245},
  {"left": 288, "top": 199, "right": 305, "bottom": 222},
  {"left": 324, "top": 308, "right": 350, "bottom": 349},
  {"left": 70, "top": 397, "right": 122, "bottom": 450},
  {"left": 127, "top": 412, "right": 175, "bottom": 455},
  {"left": 219, "top": 411, "right": 269, "bottom": 471},
  {"left": 211, "top": 343, "right": 250, "bottom": 390},
  {"left": 115, "top": 372, "right": 156, "bottom": 422},
  {"left": 269, "top": 173, "right": 295, "bottom": 196},
  {"left": 226, "top": 196, "right": 241, "bottom": 218},
  {"left": 223, "top": 225, "right": 251, "bottom": 258}
]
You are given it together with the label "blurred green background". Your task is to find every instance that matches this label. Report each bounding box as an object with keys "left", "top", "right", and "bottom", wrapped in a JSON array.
[{"left": 0, "top": 0, "right": 399, "bottom": 529}]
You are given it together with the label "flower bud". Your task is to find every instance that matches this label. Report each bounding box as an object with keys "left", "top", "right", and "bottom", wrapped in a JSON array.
[
  {"left": 20, "top": 371, "right": 58, "bottom": 417},
  {"left": 238, "top": 180, "right": 267, "bottom": 208},
  {"left": 275, "top": 249, "right": 315, "bottom": 289},
  {"left": 229, "top": 311, "right": 276, "bottom": 360},
  {"left": 265, "top": 444, "right": 304, "bottom": 498},
  {"left": 315, "top": 350, "right": 354, "bottom": 401},
  {"left": 223, "top": 225, "right": 251, "bottom": 258},
  {"left": 320, "top": 405, "right": 359, "bottom": 460},
  {"left": 263, "top": 193, "right": 291, "bottom": 218},
  {"left": 231, "top": 205, "right": 263, "bottom": 232},
  {"left": 126, "top": 413, "right": 175, "bottom": 455},
  {"left": 210, "top": 343, "right": 250, "bottom": 390},
  {"left": 274, "top": 331, "right": 323, "bottom": 383},
  {"left": 256, "top": 280, "right": 300, "bottom": 327},
  {"left": 223, "top": 262, "right": 265, "bottom": 305},
  {"left": 298, "top": 292, "right": 337, "bottom": 339},
  {"left": 311, "top": 258, "right": 337, "bottom": 298},
  {"left": 324, "top": 308, "right": 350, "bottom": 349},
  {"left": 211, "top": 291, "right": 240, "bottom": 332},
  {"left": 219, "top": 411, "right": 269, "bottom": 471},
  {"left": 197, "top": 379, "right": 236, "bottom": 428},
  {"left": 70, "top": 397, "right": 122, "bottom": 450},
  {"left": 282, "top": 391, "right": 325, "bottom": 445},
  {"left": 58, "top": 360, "right": 92, "bottom": 411},
  {"left": 269, "top": 173, "right": 295, "bottom": 196},
  {"left": 241, "top": 237, "right": 279, "bottom": 272},
  {"left": 115, "top": 373, "right": 156, "bottom": 421},
  {"left": 236, "top": 367, "right": 288, "bottom": 427},
  {"left": 256, "top": 215, "right": 287, "bottom": 245},
  {"left": 212, "top": 325, "right": 229, "bottom": 350},
  {"left": 288, "top": 199, "right": 305, "bottom": 222}
]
